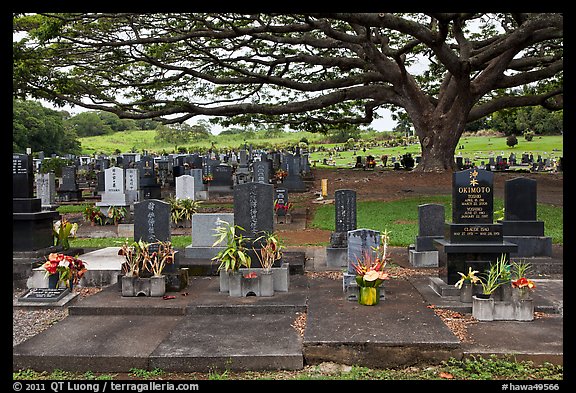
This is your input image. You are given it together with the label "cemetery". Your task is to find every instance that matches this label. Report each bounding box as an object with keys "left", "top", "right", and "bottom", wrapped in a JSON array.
[{"left": 12, "top": 148, "right": 563, "bottom": 377}]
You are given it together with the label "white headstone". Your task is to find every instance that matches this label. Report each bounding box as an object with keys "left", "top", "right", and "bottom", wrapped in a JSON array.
[{"left": 175, "top": 175, "right": 195, "bottom": 200}]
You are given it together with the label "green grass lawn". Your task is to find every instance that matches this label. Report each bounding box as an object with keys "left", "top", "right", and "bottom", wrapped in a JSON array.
[
  {"left": 309, "top": 135, "right": 563, "bottom": 168},
  {"left": 310, "top": 196, "right": 563, "bottom": 246}
]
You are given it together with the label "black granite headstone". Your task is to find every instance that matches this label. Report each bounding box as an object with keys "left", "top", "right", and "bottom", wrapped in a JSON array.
[
  {"left": 415, "top": 204, "right": 445, "bottom": 251},
  {"left": 335, "top": 189, "right": 357, "bottom": 233},
  {"left": 13, "top": 153, "right": 33, "bottom": 199},
  {"left": 504, "top": 177, "right": 537, "bottom": 221},
  {"left": 134, "top": 199, "right": 171, "bottom": 247},
  {"left": 212, "top": 165, "right": 234, "bottom": 187},
  {"left": 234, "top": 182, "right": 274, "bottom": 241}
]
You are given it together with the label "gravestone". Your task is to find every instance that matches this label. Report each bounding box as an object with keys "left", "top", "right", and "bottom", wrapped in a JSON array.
[
  {"left": 175, "top": 175, "right": 195, "bottom": 200},
  {"left": 253, "top": 161, "right": 270, "bottom": 184},
  {"left": 125, "top": 168, "right": 139, "bottom": 205},
  {"left": 434, "top": 169, "right": 517, "bottom": 286},
  {"left": 408, "top": 204, "right": 445, "bottom": 267},
  {"left": 281, "top": 153, "right": 307, "bottom": 192},
  {"left": 326, "top": 189, "right": 357, "bottom": 267},
  {"left": 184, "top": 213, "right": 235, "bottom": 261},
  {"left": 190, "top": 168, "right": 207, "bottom": 200},
  {"left": 138, "top": 156, "right": 161, "bottom": 200},
  {"left": 343, "top": 229, "right": 381, "bottom": 300},
  {"left": 234, "top": 182, "right": 274, "bottom": 242},
  {"left": 57, "top": 166, "right": 83, "bottom": 202},
  {"left": 209, "top": 164, "right": 234, "bottom": 196},
  {"left": 133, "top": 199, "right": 184, "bottom": 290},
  {"left": 274, "top": 187, "right": 291, "bottom": 224},
  {"left": 500, "top": 177, "right": 552, "bottom": 257},
  {"left": 96, "top": 166, "right": 129, "bottom": 210},
  {"left": 13, "top": 153, "right": 60, "bottom": 285},
  {"left": 35, "top": 172, "right": 58, "bottom": 211},
  {"left": 233, "top": 182, "right": 275, "bottom": 267}
]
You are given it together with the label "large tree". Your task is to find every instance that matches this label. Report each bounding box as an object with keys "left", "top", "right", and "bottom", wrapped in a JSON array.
[{"left": 13, "top": 13, "right": 562, "bottom": 171}]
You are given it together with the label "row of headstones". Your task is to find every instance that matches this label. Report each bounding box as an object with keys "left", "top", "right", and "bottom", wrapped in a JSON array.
[
  {"left": 323, "top": 171, "right": 552, "bottom": 297},
  {"left": 456, "top": 153, "right": 562, "bottom": 172}
]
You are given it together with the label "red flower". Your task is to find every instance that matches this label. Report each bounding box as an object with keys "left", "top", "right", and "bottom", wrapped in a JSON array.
[{"left": 512, "top": 277, "right": 536, "bottom": 290}]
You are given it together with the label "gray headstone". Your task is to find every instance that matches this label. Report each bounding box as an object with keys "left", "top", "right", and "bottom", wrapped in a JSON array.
[
  {"left": 415, "top": 203, "right": 445, "bottom": 252},
  {"left": 35, "top": 173, "right": 56, "bottom": 207},
  {"left": 253, "top": 161, "right": 270, "bottom": 184},
  {"left": 347, "top": 228, "right": 381, "bottom": 275},
  {"left": 125, "top": 168, "right": 139, "bottom": 204},
  {"left": 191, "top": 213, "right": 235, "bottom": 248},
  {"left": 418, "top": 204, "right": 445, "bottom": 236}
]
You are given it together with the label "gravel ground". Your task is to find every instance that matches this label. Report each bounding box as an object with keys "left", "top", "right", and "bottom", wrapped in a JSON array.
[{"left": 13, "top": 287, "right": 101, "bottom": 347}]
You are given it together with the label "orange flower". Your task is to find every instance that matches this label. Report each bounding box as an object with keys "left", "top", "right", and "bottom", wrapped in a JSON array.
[{"left": 512, "top": 277, "right": 536, "bottom": 290}]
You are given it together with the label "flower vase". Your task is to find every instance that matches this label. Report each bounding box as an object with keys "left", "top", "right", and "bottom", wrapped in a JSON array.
[
  {"left": 260, "top": 271, "right": 274, "bottom": 297},
  {"left": 228, "top": 271, "right": 242, "bottom": 297},
  {"left": 515, "top": 298, "right": 534, "bottom": 321},
  {"left": 150, "top": 275, "right": 166, "bottom": 297},
  {"left": 358, "top": 286, "right": 380, "bottom": 306},
  {"left": 459, "top": 281, "right": 474, "bottom": 303},
  {"left": 472, "top": 294, "right": 494, "bottom": 321},
  {"left": 48, "top": 274, "right": 59, "bottom": 289}
]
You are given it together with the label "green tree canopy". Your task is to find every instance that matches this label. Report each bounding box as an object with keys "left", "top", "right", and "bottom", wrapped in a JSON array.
[
  {"left": 13, "top": 99, "right": 81, "bottom": 155},
  {"left": 13, "top": 13, "right": 562, "bottom": 171}
]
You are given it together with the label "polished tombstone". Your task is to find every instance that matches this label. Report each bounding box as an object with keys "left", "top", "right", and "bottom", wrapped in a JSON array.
[
  {"left": 133, "top": 199, "right": 185, "bottom": 291},
  {"left": 57, "top": 166, "right": 83, "bottom": 202},
  {"left": 233, "top": 182, "right": 275, "bottom": 267},
  {"left": 184, "top": 213, "right": 235, "bottom": 261},
  {"left": 500, "top": 177, "right": 552, "bottom": 257},
  {"left": 434, "top": 169, "right": 518, "bottom": 286},
  {"left": 326, "top": 189, "right": 356, "bottom": 267},
  {"left": 281, "top": 153, "right": 307, "bottom": 192},
  {"left": 138, "top": 156, "right": 161, "bottom": 200},
  {"left": 13, "top": 154, "right": 61, "bottom": 285}
]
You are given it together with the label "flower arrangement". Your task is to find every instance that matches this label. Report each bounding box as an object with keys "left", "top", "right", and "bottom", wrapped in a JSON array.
[
  {"left": 253, "top": 232, "right": 284, "bottom": 273},
  {"left": 53, "top": 218, "right": 78, "bottom": 250},
  {"left": 511, "top": 260, "right": 536, "bottom": 299},
  {"left": 351, "top": 251, "right": 390, "bottom": 288},
  {"left": 118, "top": 239, "right": 175, "bottom": 278},
  {"left": 107, "top": 205, "right": 127, "bottom": 225},
  {"left": 82, "top": 204, "right": 105, "bottom": 225},
  {"left": 274, "top": 169, "right": 288, "bottom": 181},
  {"left": 202, "top": 174, "right": 213, "bottom": 183},
  {"left": 211, "top": 219, "right": 252, "bottom": 272},
  {"left": 41, "top": 252, "right": 87, "bottom": 288},
  {"left": 454, "top": 267, "right": 481, "bottom": 289},
  {"left": 274, "top": 200, "right": 293, "bottom": 214},
  {"left": 352, "top": 229, "right": 391, "bottom": 289}
]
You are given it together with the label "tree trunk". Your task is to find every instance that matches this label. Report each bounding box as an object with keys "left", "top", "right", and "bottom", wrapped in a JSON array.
[{"left": 411, "top": 111, "right": 467, "bottom": 173}]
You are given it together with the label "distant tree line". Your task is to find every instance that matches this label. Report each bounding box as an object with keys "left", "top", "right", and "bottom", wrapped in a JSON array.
[{"left": 13, "top": 98, "right": 562, "bottom": 156}]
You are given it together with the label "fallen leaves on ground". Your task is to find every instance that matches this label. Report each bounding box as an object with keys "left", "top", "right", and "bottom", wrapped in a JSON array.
[
  {"left": 292, "top": 312, "right": 307, "bottom": 337},
  {"left": 429, "top": 305, "right": 478, "bottom": 343}
]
